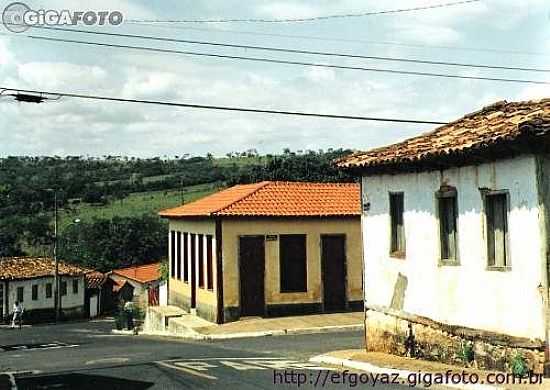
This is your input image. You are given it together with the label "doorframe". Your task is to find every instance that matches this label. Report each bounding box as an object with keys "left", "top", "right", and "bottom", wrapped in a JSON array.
[
  {"left": 238, "top": 235, "right": 267, "bottom": 318},
  {"left": 320, "top": 234, "right": 348, "bottom": 312}
]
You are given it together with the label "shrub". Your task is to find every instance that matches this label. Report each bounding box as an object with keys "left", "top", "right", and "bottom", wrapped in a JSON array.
[
  {"left": 510, "top": 352, "right": 529, "bottom": 377},
  {"left": 457, "top": 341, "right": 474, "bottom": 364}
]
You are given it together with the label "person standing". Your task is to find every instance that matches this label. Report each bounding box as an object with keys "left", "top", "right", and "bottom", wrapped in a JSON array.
[
  {"left": 11, "top": 301, "right": 24, "bottom": 329},
  {"left": 123, "top": 300, "right": 134, "bottom": 331}
]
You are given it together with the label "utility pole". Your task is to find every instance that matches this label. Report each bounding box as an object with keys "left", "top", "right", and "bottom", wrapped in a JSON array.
[{"left": 53, "top": 189, "right": 60, "bottom": 323}]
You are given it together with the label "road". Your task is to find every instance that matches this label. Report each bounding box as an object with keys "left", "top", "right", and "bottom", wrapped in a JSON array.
[{"left": 0, "top": 320, "right": 407, "bottom": 389}]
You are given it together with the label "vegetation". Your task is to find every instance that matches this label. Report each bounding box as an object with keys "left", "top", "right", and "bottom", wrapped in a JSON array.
[
  {"left": 0, "top": 149, "right": 354, "bottom": 271},
  {"left": 457, "top": 341, "right": 474, "bottom": 365},
  {"left": 510, "top": 352, "right": 529, "bottom": 376}
]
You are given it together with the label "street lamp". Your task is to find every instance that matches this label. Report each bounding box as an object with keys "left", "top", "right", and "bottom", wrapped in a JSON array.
[{"left": 43, "top": 188, "right": 80, "bottom": 323}]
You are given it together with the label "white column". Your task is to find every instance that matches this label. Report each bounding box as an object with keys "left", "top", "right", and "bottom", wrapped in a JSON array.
[
  {"left": 168, "top": 230, "right": 172, "bottom": 279},
  {"left": 180, "top": 232, "right": 185, "bottom": 281},
  {"left": 212, "top": 236, "right": 217, "bottom": 292},
  {"left": 195, "top": 234, "right": 200, "bottom": 290}
]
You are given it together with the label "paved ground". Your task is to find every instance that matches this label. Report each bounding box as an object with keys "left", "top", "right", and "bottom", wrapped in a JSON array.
[{"left": 0, "top": 320, "right": 408, "bottom": 389}]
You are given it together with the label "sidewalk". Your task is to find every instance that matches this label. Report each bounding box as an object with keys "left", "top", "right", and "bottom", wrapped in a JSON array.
[
  {"left": 140, "top": 307, "right": 363, "bottom": 340},
  {"left": 310, "top": 350, "right": 549, "bottom": 390}
]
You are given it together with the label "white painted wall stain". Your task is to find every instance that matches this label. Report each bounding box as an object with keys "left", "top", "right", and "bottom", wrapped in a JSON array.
[{"left": 362, "top": 155, "right": 544, "bottom": 339}]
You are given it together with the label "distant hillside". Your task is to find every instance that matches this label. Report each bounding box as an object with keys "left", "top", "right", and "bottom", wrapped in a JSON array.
[{"left": 1, "top": 149, "right": 353, "bottom": 261}]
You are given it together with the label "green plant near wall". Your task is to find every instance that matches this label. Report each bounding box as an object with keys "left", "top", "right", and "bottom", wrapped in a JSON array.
[
  {"left": 457, "top": 341, "right": 474, "bottom": 365},
  {"left": 510, "top": 352, "right": 529, "bottom": 377}
]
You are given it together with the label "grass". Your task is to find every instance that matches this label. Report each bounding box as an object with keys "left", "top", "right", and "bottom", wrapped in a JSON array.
[{"left": 58, "top": 183, "right": 220, "bottom": 230}]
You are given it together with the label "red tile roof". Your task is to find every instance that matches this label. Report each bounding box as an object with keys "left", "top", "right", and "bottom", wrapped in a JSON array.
[
  {"left": 0, "top": 257, "right": 89, "bottom": 280},
  {"left": 111, "top": 262, "right": 161, "bottom": 284},
  {"left": 159, "top": 181, "right": 360, "bottom": 218},
  {"left": 85, "top": 271, "right": 108, "bottom": 289},
  {"left": 337, "top": 98, "right": 550, "bottom": 172}
]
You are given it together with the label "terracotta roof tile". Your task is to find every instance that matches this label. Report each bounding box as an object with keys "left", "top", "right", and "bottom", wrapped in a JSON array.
[
  {"left": 337, "top": 98, "right": 550, "bottom": 171},
  {"left": 159, "top": 181, "right": 360, "bottom": 218},
  {"left": 0, "top": 257, "right": 89, "bottom": 280},
  {"left": 111, "top": 262, "right": 161, "bottom": 284},
  {"left": 85, "top": 271, "right": 108, "bottom": 289}
]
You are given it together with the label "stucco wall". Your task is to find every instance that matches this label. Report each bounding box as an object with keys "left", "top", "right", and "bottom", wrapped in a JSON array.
[
  {"left": 362, "top": 155, "right": 545, "bottom": 339},
  {"left": 6, "top": 276, "right": 85, "bottom": 311},
  {"left": 167, "top": 219, "right": 218, "bottom": 321},
  {"left": 221, "top": 217, "right": 362, "bottom": 310}
]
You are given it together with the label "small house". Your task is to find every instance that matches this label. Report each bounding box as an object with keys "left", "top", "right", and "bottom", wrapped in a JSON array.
[
  {"left": 109, "top": 262, "right": 164, "bottom": 308},
  {"left": 159, "top": 181, "right": 362, "bottom": 324},
  {"left": 0, "top": 257, "right": 87, "bottom": 323},
  {"left": 337, "top": 98, "right": 550, "bottom": 372}
]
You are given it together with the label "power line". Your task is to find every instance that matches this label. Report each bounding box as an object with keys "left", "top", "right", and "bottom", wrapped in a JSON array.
[
  {"left": 19, "top": 25, "right": 549, "bottom": 73},
  {"left": 21, "top": 34, "right": 550, "bottom": 85},
  {"left": 125, "top": 24, "right": 549, "bottom": 58},
  {"left": 0, "top": 86, "right": 449, "bottom": 125},
  {"left": 126, "top": 0, "right": 480, "bottom": 23}
]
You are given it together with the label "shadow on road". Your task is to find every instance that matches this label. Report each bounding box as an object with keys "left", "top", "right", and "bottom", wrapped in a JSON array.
[{"left": 2, "top": 373, "right": 154, "bottom": 390}]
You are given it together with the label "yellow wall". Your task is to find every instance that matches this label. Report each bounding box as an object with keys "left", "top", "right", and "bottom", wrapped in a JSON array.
[
  {"left": 167, "top": 219, "right": 218, "bottom": 316},
  {"left": 221, "top": 217, "right": 362, "bottom": 309}
]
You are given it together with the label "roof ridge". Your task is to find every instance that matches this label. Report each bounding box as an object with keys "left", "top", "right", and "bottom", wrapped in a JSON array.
[{"left": 211, "top": 181, "right": 272, "bottom": 215}]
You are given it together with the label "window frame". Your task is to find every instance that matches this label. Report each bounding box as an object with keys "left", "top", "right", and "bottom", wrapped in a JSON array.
[
  {"left": 389, "top": 192, "right": 406, "bottom": 258},
  {"left": 60, "top": 280, "right": 67, "bottom": 296},
  {"left": 436, "top": 187, "right": 460, "bottom": 266},
  {"left": 72, "top": 279, "right": 79, "bottom": 294},
  {"left": 482, "top": 190, "right": 511, "bottom": 271},
  {"left": 46, "top": 283, "right": 52, "bottom": 299},
  {"left": 16, "top": 286, "right": 24, "bottom": 303},
  {"left": 206, "top": 235, "right": 214, "bottom": 291},
  {"left": 32, "top": 284, "right": 38, "bottom": 301},
  {"left": 279, "top": 234, "right": 308, "bottom": 293}
]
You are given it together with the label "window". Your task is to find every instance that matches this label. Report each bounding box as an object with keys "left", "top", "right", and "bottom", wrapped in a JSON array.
[
  {"left": 183, "top": 233, "right": 189, "bottom": 282},
  {"left": 46, "top": 283, "right": 52, "bottom": 298},
  {"left": 176, "top": 231, "right": 182, "bottom": 280},
  {"left": 279, "top": 235, "right": 307, "bottom": 293},
  {"left": 61, "top": 281, "right": 67, "bottom": 296},
  {"left": 16, "top": 287, "right": 24, "bottom": 302},
  {"left": 72, "top": 279, "right": 79, "bottom": 294},
  {"left": 390, "top": 193, "right": 406, "bottom": 257},
  {"left": 485, "top": 192, "right": 509, "bottom": 268},
  {"left": 170, "top": 230, "right": 176, "bottom": 278},
  {"left": 198, "top": 234, "right": 205, "bottom": 288},
  {"left": 32, "top": 285, "right": 38, "bottom": 301},
  {"left": 206, "top": 235, "right": 213, "bottom": 290},
  {"left": 438, "top": 188, "right": 458, "bottom": 263}
]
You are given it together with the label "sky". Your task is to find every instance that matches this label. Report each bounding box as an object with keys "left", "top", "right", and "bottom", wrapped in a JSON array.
[{"left": 0, "top": 0, "right": 549, "bottom": 157}]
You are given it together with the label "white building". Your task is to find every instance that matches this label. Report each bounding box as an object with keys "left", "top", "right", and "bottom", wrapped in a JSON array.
[
  {"left": 0, "top": 257, "right": 87, "bottom": 322},
  {"left": 337, "top": 98, "right": 550, "bottom": 373}
]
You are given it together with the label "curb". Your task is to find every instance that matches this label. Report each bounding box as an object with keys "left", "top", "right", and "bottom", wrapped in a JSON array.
[
  {"left": 309, "top": 355, "right": 503, "bottom": 390},
  {"left": 138, "top": 324, "right": 363, "bottom": 341}
]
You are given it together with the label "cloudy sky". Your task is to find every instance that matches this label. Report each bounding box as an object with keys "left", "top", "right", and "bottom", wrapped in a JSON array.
[{"left": 0, "top": 0, "right": 548, "bottom": 157}]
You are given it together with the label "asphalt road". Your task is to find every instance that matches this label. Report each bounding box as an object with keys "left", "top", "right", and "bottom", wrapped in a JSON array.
[{"left": 0, "top": 320, "right": 408, "bottom": 389}]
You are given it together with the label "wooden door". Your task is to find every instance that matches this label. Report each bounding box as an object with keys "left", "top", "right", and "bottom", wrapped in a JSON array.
[
  {"left": 321, "top": 235, "right": 347, "bottom": 312},
  {"left": 239, "top": 236, "right": 265, "bottom": 317}
]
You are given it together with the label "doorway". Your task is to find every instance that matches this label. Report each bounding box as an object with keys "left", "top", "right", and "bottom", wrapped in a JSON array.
[
  {"left": 239, "top": 236, "right": 265, "bottom": 317},
  {"left": 321, "top": 235, "right": 347, "bottom": 312}
]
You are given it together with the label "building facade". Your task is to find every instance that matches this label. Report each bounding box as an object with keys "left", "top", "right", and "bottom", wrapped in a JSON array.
[
  {"left": 0, "top": 257, "right": 87, "bottom": 322},
  {"left": 109, "top": 262, "right": 164, "bottom": 309},
  {"left": 160, "top": 181, "right": 362, "bottom": 324},
  {"left": 337, "top": 98, "right": 550, "bottom": 373}
]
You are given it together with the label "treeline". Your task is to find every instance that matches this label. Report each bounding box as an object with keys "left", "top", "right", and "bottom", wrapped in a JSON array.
[{"left": 0, "top": 149, "right": 354, "bottom": 268}]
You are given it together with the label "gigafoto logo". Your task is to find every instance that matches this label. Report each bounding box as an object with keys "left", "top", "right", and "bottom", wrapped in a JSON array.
[{"left": 2, "top": 2, "right": 124, "bottom": 33}]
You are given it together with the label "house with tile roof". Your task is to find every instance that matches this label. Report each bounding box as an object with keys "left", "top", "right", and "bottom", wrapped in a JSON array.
[
  {"left": 337, "top": 98, "right": 550, "bottom": 373},
  {"left": 109, "top": 262, "right": 165, "bottom": 308},
  {"left": 0, "top": 257, "right": 88, "bottom": 323},
  {"left": 159, "top": 181, "right": 362, "bottom": 324}
]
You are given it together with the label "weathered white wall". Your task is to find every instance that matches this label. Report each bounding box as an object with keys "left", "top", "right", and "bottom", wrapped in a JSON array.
[
  {"left": 362, "top": 155, "right": 545, "bottom": 339},
  {"left": 6, "top": 276, "right": 85, "bottom": 311}
]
